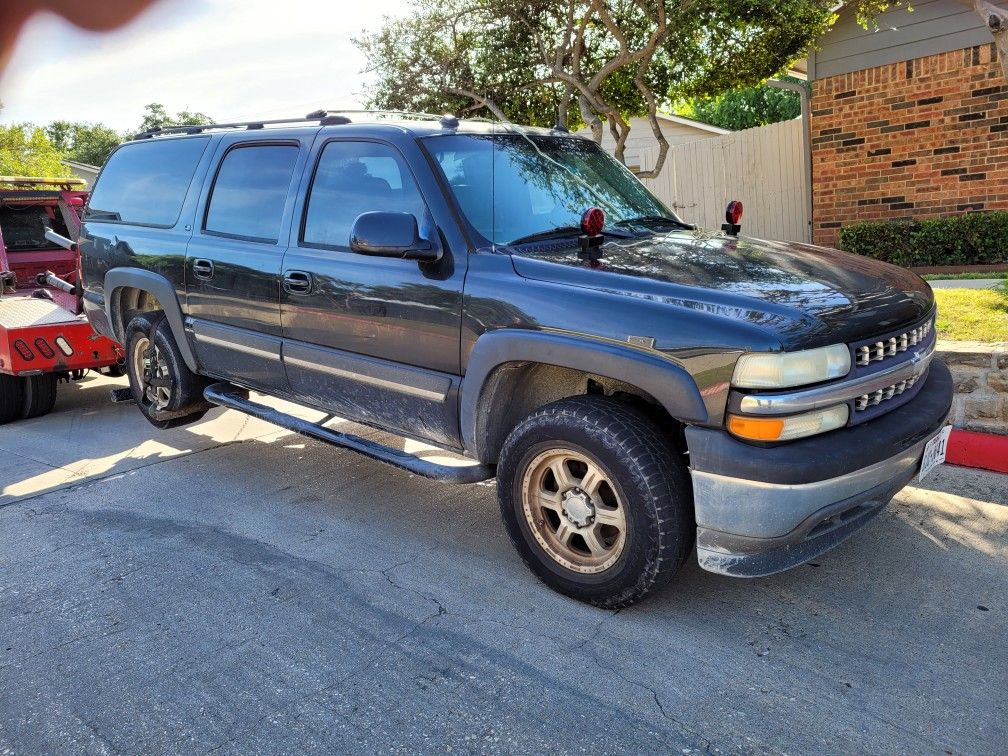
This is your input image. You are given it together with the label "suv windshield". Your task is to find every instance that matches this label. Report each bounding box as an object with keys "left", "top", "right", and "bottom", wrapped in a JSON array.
[{"left": 423, "top": 133, "right": 682, "bottom": 246}]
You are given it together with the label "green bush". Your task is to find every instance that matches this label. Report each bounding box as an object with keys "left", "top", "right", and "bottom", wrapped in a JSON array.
[{"left": 837, "top": 211, "right": 1008, "bottom": 267}]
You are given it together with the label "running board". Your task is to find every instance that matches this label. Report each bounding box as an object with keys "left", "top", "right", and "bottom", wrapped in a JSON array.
[{"left": 203, "top": 382, "right": 496, "bottom": 484}]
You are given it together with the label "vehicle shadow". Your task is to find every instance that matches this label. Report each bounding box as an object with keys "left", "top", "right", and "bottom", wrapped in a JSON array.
[{"left": 0, "top": 372, "right": 292, "bottom": 504}]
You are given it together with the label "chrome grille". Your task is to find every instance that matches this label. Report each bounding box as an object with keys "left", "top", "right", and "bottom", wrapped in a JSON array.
[
  {"left": 855, "top": 320, "right": 932, "bottom": 366},
  {"left": 854, "top": 373, "right": 922, "bottom": 411}
]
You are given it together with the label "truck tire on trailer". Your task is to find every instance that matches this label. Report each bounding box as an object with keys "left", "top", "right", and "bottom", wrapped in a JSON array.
[
  {"left": 21, "top": 374, "right": 59, "bottom": 419},
  {"left": 0, "top": 374, "right": 24, "bottom": 424}
]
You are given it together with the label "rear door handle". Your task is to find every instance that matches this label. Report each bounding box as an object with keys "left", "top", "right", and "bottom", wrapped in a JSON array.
[
  {"left": 192, "top": 258, "right": 214, "bottom": 280},
  {"left": 283, "top": 270, "right": 313, "bottom": 295}
]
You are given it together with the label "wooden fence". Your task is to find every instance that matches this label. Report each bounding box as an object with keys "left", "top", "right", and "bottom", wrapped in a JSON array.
[{"left": 638, "top": 118, "right": 809, "bottom": 243}]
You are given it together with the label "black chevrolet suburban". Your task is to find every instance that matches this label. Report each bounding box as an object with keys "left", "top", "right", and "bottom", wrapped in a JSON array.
[{"left": 79, "top": 112, "right": 953, "bottom": 607}]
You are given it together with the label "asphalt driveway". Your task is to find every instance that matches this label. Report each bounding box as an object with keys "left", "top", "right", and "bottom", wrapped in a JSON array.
[{"left": 1, "top": 374, "right": 1005, "bottom": 754}]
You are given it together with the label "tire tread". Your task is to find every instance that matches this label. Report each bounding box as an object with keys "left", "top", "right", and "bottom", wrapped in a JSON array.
[
  {"left": 498, "top": 395, "right": 693, "bottom": 608},
  {"left": 20, "top": 373, "right": 59, "bottom": 419},
  {"left": 0, "top": 374, "right": 24, "bottom": 424}
]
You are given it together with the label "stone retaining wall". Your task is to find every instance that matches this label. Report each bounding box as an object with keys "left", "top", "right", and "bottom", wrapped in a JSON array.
[{"left": 937, "top": 341, "right": 1008, "bottom": 435}]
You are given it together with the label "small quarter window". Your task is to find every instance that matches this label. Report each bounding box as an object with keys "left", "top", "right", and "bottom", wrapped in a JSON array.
[
  {"left": 303, "top": 141, "right": 426, "bottom": 249},
  {"left": 86, "top": 137, "right": 209, "bottom": 227},
  {"left": 205, "top": 144, "right": 299, "bottom": 242}
]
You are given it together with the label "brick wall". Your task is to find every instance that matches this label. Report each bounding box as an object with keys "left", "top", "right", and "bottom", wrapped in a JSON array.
[{"left": 811, "top": 43, "right": 1008, "bottom": 247}]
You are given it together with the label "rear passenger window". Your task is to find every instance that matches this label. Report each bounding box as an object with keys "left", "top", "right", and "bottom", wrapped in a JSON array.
[
  {"left": 86, "top": 137, "right": 209, "bottom": 226},
  {"left": 302, "top": 141, "right": 427, "bottom": 249},
  {"left": 204, "top": 144, "right": 299, "bottom": 243}
]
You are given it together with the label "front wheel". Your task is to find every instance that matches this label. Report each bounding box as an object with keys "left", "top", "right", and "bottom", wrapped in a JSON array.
[
  {"left": 497, "top": 396, "right": 694, "bottom": 608},
  {"left": 125, "top": 312, "right": 209, "bottom": 429}
]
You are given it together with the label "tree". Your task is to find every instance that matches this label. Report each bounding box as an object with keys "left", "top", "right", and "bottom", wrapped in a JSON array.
[
  {"left": 0, "top": 124, "right": 73, "bottom": 178},
  {"left": 357, "top": 0, "right": 841, "bottom": 176},
  {"left": 677, "top": 77, "right": 807, "bottom": 131},
  {"left": 44, "top": 121, "right": 123, "bottom": 166},
  {"left": 136, "top": 102, "right": 213, "bottom": 134}
]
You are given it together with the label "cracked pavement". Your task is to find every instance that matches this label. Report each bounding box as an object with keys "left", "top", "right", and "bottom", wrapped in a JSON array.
[{"left": 0, "top": 374, "right": 1006, "bottom": 754}]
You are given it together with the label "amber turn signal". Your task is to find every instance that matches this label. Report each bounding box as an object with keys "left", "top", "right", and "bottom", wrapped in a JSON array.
[
  {"left": 728, "top": 404, "right": 849, "bottom": 443},
  {"left": 727, "top": 415, "right": 785, "bottom": 441}
]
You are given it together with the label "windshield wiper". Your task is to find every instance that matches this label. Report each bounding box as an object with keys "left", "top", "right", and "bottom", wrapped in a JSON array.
[
  {"left": 614, "top": 215, "right": 692, "bottom": 230},
  {"left": 508, "top": 225, "right": 634, "bottom": 246}
]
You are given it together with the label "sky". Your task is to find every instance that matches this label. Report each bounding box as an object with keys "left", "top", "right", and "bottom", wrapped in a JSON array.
[{"left": 0, "top": 0, "right": 412, "bottom": 131}]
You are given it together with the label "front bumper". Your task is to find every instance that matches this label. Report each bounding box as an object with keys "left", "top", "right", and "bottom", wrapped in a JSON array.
[{"left": 685, "top": 359, "right": 953, "bottom": 577}]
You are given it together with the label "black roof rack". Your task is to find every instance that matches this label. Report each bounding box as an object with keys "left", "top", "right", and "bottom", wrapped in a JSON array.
[
  {"left": 131, "top": 112, "right": 342, "bottom": 140},
  {"left": 130, "top": 110, "right": 468, "bottom": 140}
]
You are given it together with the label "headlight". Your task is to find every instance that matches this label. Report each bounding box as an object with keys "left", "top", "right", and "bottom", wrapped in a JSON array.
[
  {"left": 732, "top": 344, "right": 851, "bottom": 389},
  {"left": 728, "top": 404, "right": 849, "bottom": 442}
]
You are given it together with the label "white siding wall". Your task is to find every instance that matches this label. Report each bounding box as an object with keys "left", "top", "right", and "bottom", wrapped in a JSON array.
[
  {"left": 638, "top": 119, "right": 809, "bottom": 243},
  {"left": 576, "top": 117, "right": 720, "bottom": 170}
]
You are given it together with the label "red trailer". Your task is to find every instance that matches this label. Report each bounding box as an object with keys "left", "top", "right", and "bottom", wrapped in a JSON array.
[{"left": 0, "top": 176, "right": 124, "bottom": 422}]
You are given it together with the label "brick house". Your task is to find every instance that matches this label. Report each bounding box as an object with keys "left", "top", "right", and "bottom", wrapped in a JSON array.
[{"left": 808, "top": 0, "right": 1008, "bottom": 247}]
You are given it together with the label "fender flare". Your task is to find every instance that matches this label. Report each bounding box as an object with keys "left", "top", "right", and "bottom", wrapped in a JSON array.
[
  {"left": 460, "top": 329, "right": 709, "bottom": 456},
  {"left": 103, "top": 267, "right": 199, "bottom": 373}
]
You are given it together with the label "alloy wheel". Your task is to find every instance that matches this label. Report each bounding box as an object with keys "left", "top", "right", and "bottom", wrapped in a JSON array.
[{"left": 520, "top": 447, "right": 627, "bottom": 574}]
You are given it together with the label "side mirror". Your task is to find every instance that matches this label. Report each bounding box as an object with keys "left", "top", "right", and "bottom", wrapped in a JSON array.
[{"left": 350, "top": 211, "right": 441, "bottom": 262}]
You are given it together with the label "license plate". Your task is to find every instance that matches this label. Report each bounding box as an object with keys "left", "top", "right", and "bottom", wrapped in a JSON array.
[{"left": 918, "top": 425, "right": 952, "bottom": 482}]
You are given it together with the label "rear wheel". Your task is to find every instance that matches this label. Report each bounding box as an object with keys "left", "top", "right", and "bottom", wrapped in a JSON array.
[
  {"left": 497, "top": 396, "right": 694, "bottom": 608},
  {"left": 125, "top": 312, "right": 209, "bottom": 429},
  {"left": 20, "top": 374, "right": 59, "bottom": 419},
  {"left": 0, "top": 374, "right": 24, "bottom": 424}
]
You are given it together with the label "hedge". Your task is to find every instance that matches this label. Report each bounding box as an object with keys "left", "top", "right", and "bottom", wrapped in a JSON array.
[{"left": 836, "top": 211, "right": 1008, "bottom": 267}]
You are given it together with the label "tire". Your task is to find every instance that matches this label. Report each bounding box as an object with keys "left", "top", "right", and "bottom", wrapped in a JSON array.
[
  {"left": 124, "top": 312, "right": 210, "bottom": 429},
  {"left": 497, "top": 396, "right": 694, "bottom": 608},
  {"left": 0, "top": 374, "right": 24, "bottom": 424},
  {"left": 20, "top": 373, "right": 59, "bottom": 419}
]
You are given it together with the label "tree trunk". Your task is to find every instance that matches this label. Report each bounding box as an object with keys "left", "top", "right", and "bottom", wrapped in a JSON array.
[
  {"left": 609, "top": 115, "right": 632, "bottom": 166},
  {"left": 578, "top": 97, "right": 603, "bottom": 144},
  {"left": 446, "top": 88, "right": 510, "bottom": 122},
  {"left": 634, "top": 109, "right": 669, "bottom": 179},
  {"left": 556, "top": 87, "right": 573, "bottom": 130}
]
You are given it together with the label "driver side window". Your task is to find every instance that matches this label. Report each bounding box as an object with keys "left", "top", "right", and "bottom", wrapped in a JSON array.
[{"left": 302, "top": 141, "right": 427, "bottom": 250}]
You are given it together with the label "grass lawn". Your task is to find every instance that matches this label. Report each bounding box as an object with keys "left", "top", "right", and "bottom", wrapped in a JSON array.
[
  {"left": 933, "top": 285, "right": 1008, "bottom": 342},
  {"left": 922, "top": 272, "right": 1008, "bottom": 281}
]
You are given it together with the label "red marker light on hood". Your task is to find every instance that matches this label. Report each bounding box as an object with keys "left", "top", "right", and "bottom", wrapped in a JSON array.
[
  {"left": 726, "top": 200, "right": 743, "bottom": 225},
  {"left": 581, "top": 207, "right": 605, "bottom": 237}
]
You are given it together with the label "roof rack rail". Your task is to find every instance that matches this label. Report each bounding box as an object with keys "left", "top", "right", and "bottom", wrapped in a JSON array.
[
  {"left": 131, "top": 112, "right": 342, "bottom": 140},
  {"left": 129, "top": 110, "right": 475, "bottom": 141}
]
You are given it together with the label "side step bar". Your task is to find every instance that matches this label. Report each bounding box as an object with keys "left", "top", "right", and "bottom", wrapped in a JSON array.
[{"left": 203, "top": 382, "right": 496, "bottom": 484}]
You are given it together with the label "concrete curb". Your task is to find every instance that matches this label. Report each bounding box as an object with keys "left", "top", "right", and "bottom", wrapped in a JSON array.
[{"left": 946, "top": 428, "right": 1008, "bottom": 475}]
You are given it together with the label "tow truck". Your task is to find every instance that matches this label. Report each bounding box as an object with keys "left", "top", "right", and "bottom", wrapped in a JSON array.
[{"left": 0, "top": 176, "right": 123, "bottom": 422}]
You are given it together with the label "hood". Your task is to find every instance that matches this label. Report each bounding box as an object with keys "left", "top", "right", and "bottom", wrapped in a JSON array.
[{"left": 507, "top": 230, "right": 934, "bottom": 349}]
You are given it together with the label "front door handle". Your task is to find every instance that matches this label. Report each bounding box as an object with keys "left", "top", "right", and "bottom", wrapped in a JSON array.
[
  {"left": 192, "top": 258, "right": 214, "bottom": 280},
  {"left": 283, "top": 270, "right": 313, "bottom": 295}
]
